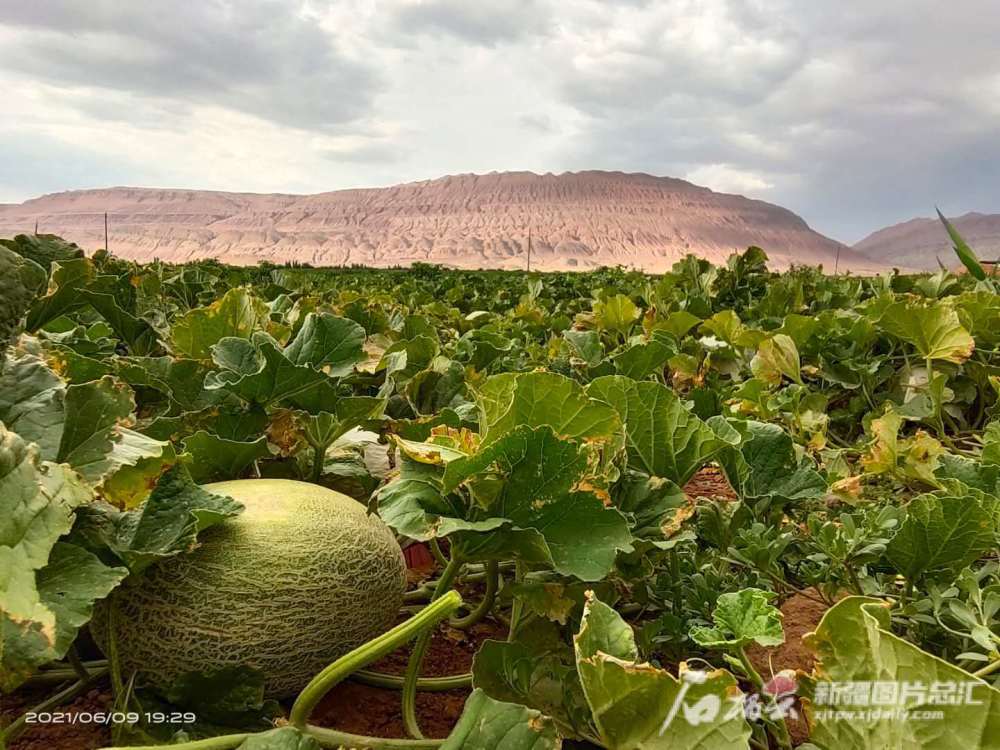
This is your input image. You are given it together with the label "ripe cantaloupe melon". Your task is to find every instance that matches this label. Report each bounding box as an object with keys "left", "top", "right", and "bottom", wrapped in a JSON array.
[{"left": 91, "top": 479, "right": 406, "bottom": 698}]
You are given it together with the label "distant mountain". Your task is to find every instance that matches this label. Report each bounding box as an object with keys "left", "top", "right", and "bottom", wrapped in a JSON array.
[
  {"left": 854, "top": 212, "right": 1000, "bottom": 271},
  {"left": 0, "top": 171, "right": 887, "bottom": 272}
]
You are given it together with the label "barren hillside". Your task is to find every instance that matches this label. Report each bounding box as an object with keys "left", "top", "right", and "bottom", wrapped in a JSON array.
[
  {"left": 854, "top": 212, "right": 1000, "bottom": 271},
  {"left": 0, "top": 171, "right": 886, "bottom": 272}
]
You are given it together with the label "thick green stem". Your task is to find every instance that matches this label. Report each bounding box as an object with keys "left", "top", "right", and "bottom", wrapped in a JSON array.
[
  {"left": 290, "top": 589, "right": 462, "bottom": 728},
  {"left": 352, "top": 669, "right": 472, "bottom": 691},
  {"left": 99, "top": 727, "right": 442, "bottom": 750},
  {"left": 507, "top": 560, "right": 526, "bottom": 642},
  {"left": 402, "top": 558, "right": 464, "bottom": 739},
  {"left": 310, "top": 441, "right": 327, "bottom": 483},
  {"left": 429, "top": 538, "right": 449, "bottom": 567},
  {"left": 451, "top": 560, "right": 499, "bottom": 629},
  {"left": 973, "top": 659, "right": 1000, "bottom": 679}
]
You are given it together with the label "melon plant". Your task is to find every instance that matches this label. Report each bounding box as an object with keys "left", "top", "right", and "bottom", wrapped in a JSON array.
[{"left": 91, "top": 479, "right": 406, "bottom": 698}]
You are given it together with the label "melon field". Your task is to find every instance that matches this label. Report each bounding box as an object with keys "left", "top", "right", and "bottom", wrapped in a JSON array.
[{"left": 3, "top": 229, "right": 1000, "bottom": 750}]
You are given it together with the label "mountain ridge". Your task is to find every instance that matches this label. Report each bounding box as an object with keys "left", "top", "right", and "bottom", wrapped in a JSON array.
[
  {"left": 854, "top": 211, "right": 1000, "bottom": 270},
  {"left": 0, "top": 170, "right": 887, "bottom": 273}
]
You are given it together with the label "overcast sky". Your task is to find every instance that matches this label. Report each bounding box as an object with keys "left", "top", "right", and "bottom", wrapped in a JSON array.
[{"left": 1, "top": 0, "right": 998, "bottom": 242}]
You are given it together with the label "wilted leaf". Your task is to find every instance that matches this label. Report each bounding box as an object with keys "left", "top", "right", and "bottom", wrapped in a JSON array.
[
  {"left": 574, "top": 593, "right": 751, "bottom": 749},
  {"left": 441, "top": 689, "right": 562, "bottom": 750},
  {"left": 804, "top": 597, "right": 1000, "bottom": 750}
]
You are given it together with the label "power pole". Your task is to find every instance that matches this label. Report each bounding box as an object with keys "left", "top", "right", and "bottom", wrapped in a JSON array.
[
  {"left": 34, "top": 219, "right": 38, "bottom": 235},
  {"left": 104, "top": 212, "right": 109, "bottom": 253},
  {"left": 834, "top": 246, "right": 841, "bottom": 276},
  {"left": 526, "top": 227, "right": 532, "bottom": 272}
]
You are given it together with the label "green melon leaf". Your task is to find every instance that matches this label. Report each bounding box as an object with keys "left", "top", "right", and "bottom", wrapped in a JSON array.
[
  {"left": 205, "top": 337, "right": 338, "bottom": 410},
  {"left": 879, "top": 300, "right": 975, "bottom": 364},
  {"left": 718, "top": 420, "right": 826, "bottom": 508},
  {"left": 574, "top": 593, "right": 751, "bottom": 750},
  {"left": 0, "top": 345, "right": 67, "bottom": 458},
  {"left": 804, "top": 597, "right": 1000, "bottom": 750},
  {"left": 442, "top": 689, "right": 562, "bottom": 750},
  {"left": 81, "top": 290, "right": 160, "bottom": 355},
  {"left": 0, "top": 245, "right": 46, "bottom": 357},
  {"left": 443, "top": 426, "right": 632, "bottom": 581},
  {"left": 476, "top": 372, "right": 622, "bottom": 448},
  {"left": 938, "top": 209, "right": 987, "bottom": 281},
  {"left": 564, "top": 329, "right": 604, "bottom": 367},
  {"left": 593, "top": 294, "right": 639, "bottom": 335},
  {"left": 116, "top": 356, "right": 222, "bottom": 413},
  {"left": 25, "top": 257, "right": 96, "bottom": 331},
  {"left": 587, "top": 376, "right": 738, "bottom": 486},
  {"left": 0, "top": 233, "right": 84, "bottom": 269},
  {"left": 74, "top": 463, "right": 243, "bottom": 575},
  {"left": 57, "top": 376, "right": 137, "bottom": 484},
  {"left": 613, "top": 335, "right": 675, "bottom": 380},
  {"left": 181, "top": 431, "right": 270, "bottom": 484},
  {"left": 169, "top": 287, "right": 268, "bottom": 361},
  {"left": 751, "top": 333, "right": 802, "bottom": 385},
  {"left": 236, "top": 727, "right": 319, "bottom": 750},
  {"left": 886, "top": 488, "right": 996, "bottom": 583},
  {"left": 689, "top": 588, "right": 784, "bottom": 649},
  {"left": 283, "top": 312, "right": 366, "bottom": 377},
  {"left": 0, "top": 424, "right": 103, "bottom": 690}
]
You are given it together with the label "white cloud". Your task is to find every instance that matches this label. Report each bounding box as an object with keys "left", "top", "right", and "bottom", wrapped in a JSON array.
[{"left": 685, "top": 164, "right": 773, "bottom": 194}]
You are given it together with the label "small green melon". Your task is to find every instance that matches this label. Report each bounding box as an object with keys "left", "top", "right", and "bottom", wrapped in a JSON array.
[{"left": 92, "top": 479, "right": 406, "bottom": 698}]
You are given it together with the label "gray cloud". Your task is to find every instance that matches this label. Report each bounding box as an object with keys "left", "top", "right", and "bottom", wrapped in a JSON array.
[
  {"left": 0, "top": 0, "right": 379, "bottom": 130},
  {"left": 1, "top": 0, "right": 998, "bottom": 241},
  {"left": 388, "top": 0, "right": 551, "bottom": 46}
]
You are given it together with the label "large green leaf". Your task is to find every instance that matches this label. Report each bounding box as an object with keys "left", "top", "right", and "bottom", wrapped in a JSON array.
[
  {"left": 805, "top": 597, "right": 1000, "bottom": 750},
  {"left": 0, "top": 245, "right": 45, "bottom": 355},
  {"left": 181, "top": 431, "right": 270, "bottom": 483},
  {"left": 689, "top": 588, "right": 784, "bottom": 649},
  {"left": 282, "top": 312, "right": 365, "bottom": 377},
  {"left": 169, "top": 287, "right": 267, "bottom": 361},
  {"left": 25, "top": 257, "right": 96, "bottom": 331},
  {"left": 82, "top": 290, "right": 159, "bottom": 355},
  {"left": 574, "top": 593, "right": 751, "bottom": 749},
  {"left": 57, "top": 376, "right": 136, "bottom": 483},
  {"left": 0, "top": 345, "right": 67, "bottom": 457},
  {"left": 750, "top": 334, "right": 802, "bottom": 385},
  {"left": 718, "top": 420, "right": 826, "bottom": 507},
  {"left": 475, "top": 372, "right": 622, "bottom": 448},
  {"left": 593, "top": 295, "right": 639, "bottom": 335},
  {"left": 886, "top": 488, "right": 996, "bottom": 583},
  {"left": 0, "top": 424, "right": 116, "bottom": 690},
  {"left": 236, "top": 727, "right": 319, "bottom": 750},
  {"left": 0, "top": 233, "right": 84, "bottom": 268},
  {"left": 442, "top": 426, "right": 631, "bottom": 580},
  {"left": 879, "top": 300, "right": 975, "bottom": 364},
  {"left": 72, "top": 463, "right": 243, "bottom": 574},
  {"left": 205, "top": 337, "right": 338, "bottom": 410},
  {"left": 587, "top": 376, "right": 737, "bottom": 485},
  {"left": 442, "top": 689, "right": 562, "bottom": 750}
]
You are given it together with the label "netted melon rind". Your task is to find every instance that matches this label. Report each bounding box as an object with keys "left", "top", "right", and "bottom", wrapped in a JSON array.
[{"left": 91, "top": 479, "right": 406, "bottom": 698}]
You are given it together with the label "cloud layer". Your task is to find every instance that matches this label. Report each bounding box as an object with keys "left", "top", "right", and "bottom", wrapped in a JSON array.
[{"left": 1, "top": 0, "right": 997, "bottom": 241}]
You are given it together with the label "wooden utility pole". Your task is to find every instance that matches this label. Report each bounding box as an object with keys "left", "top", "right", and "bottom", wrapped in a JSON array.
[
  {"left": 834, "top": 246, "right": 841, "bottom": 276},
  {"left": 526, "top": 227, "right": 532, "bottom": 272},
  {"left": 104, "top": 212, "right": 109, "bottom": 253},
  {"left": 34, "top": 219, "right": 38, "bottom": 235}
]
